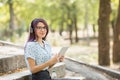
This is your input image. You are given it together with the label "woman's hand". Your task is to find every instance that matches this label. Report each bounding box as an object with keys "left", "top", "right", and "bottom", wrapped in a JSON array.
[
  {"left": 49, "top": 54, "right": 60, "bottom": 66},
  {"left": 59, "top": 56, "right": 64, "bottom": 62}
]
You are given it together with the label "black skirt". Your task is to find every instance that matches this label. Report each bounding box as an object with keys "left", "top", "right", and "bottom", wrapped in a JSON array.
[{"left": 32, "top": 70, "right": 52, "bottom": 80}]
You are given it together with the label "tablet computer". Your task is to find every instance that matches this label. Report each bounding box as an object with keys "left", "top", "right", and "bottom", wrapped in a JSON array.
[{"left": 58, "top": 47, "right": 69, "bottom": 56}]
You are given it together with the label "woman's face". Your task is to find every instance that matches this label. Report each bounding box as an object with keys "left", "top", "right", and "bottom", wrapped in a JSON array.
[{"left": 35, "top": 22, "right": 47, "bottom": 39}]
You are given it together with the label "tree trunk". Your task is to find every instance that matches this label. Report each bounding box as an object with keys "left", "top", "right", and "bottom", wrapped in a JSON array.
[
  {"left": 59, "top": 22, "right": 64, "bottom": 36},
  {"left": 67, "top": 11, "right": 73, "bottom": 44},
  {"left": 59, "top": 15, "right": 64, "bottom": 36},
  {"left": 8, "top": 0, "right": 15, "bottom": 35},
  {"left": 68, "top": 19, "right": 73, "bottom": 44},
  {"left": 74, "top": 14, "right": 78, "bottom": 43},
  {"left": 112, "top": 0, "right": 120, "bottom": 63},
  {"left": 84, "top": 1, "right": 90, "bottom": 46},
  {"left": 69, "top": 23, "right": 73, "bottom": 44},
  {"left": 92, "top": 24, "right": 96, "bottom": 37},
  {"left": 98, "top": 0, "right": 111, "bottom": 66}
]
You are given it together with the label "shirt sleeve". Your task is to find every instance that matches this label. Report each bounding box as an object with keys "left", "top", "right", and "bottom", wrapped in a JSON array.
[{"left": 24, "top": 42, "right": 35, "bottom": 60}]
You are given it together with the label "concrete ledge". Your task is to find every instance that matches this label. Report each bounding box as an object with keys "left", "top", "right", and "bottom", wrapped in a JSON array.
[
  {"left": 54, "top": 77, "right": 85, "bottom": 80},
  {"left": 0, "top": 70, "right": 31, "bottom": 80},
  {"left": 0, "top": 40, "right": 23, "bottom": 49},
  {"left": 0, "top": 55, "right": 26, "bottom": 73},
  {"left": 65, "top": 57, "right": 120, "bottom": 79},
  {"left": 49, "top": 62, "right": 66, "bottom": 78},
  {"left": 0, "top": 62, "right": 65, "bottom": 80},
  {"left": 53, "top": 78, "right": 83, "bottom": 80},
  {"left": 89, "top": 65, "right": 120, "bottom": 79}
]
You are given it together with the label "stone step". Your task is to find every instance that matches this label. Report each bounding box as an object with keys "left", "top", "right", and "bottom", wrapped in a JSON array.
[
  {"left": 49, "top": 62, "right": 66, "bottom": 78},
  {"left": 0, "top": 62, "right": 66, "bottom": 80},
  {"left": 0, "top": 55, "right": 26, "bottom": 73},
  {"left": 0, "top": 70, "right": 31, "bottom": 80},
  {"left": 53, "top": 78, "right": 84, "bottom": 80}
]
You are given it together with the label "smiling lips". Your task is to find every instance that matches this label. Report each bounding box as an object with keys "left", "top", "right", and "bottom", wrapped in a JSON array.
[{"left": 40, "top": 32, "right": 45, "bottom": 36}]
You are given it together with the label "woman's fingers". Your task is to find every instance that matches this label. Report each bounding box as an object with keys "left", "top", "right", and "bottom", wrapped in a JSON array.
[
  {"left": 49, "top": 54, "right": 64, "bottom": 66},
  {"left": 59, "top": 56, "right": 64, "bottom": 62}
]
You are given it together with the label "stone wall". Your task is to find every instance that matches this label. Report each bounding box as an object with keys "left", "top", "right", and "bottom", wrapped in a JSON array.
[{"left": 0, "top": 55, "right": 26, "bottom": 73}]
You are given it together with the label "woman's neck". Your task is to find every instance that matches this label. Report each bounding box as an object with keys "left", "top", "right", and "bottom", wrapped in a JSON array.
[
  {"left": 36, "top": 38, "right": 42, "bottom": 43},
  {"left": 36, "top": 38, "right": 44, "bottom": 47}
]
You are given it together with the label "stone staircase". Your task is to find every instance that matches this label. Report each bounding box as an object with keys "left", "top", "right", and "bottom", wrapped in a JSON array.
[
  {"left": 0, "top": 41, "right": 85, "bottom": 80},
  {"left": 0, "top": 41, "right": 66, "bottom": 80},
  {"left": 0, "top": 62, "right": 65, "bottom": 80}
]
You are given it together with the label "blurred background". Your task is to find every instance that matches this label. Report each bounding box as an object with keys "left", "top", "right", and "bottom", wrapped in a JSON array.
[{"left": 0, "top": 0, "right": 120, "bottom": 69}]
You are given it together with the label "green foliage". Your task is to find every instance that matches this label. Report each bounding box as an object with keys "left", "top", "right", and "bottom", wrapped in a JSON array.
[
  {"left": 0, "top": 0, "right": 118, "bottom": 43},
  {"left": 110, "top": 0, "right": 119, "bottom": 21}
]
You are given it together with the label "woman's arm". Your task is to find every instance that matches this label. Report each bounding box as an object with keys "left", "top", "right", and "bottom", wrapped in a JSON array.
[{"left": 27, "top": 54, "right": 59, "bottom": 74}]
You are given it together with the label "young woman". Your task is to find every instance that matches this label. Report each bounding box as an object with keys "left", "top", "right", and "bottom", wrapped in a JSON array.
[{"left": 24, "top": 18, "right": 64, "bottom": 80}]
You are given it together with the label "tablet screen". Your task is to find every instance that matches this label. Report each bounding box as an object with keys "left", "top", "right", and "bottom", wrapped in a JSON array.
[{"left": 58, "top": 47, "right": 69, "bottom": 56}]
